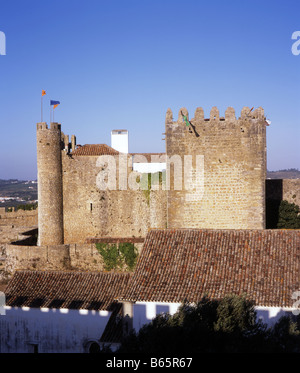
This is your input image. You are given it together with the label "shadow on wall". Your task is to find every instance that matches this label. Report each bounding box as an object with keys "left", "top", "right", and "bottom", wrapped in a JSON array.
[
  {"left": 10, "top": 228, "right": 38, "bottom": 246},
  {"left": 0, "top": 306, "right": 110, "bottom": 353},
  {"left": 266, "top": 179, "right": 283, "bottom": 229}
]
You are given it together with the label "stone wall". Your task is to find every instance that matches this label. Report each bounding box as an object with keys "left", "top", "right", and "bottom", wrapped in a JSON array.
[
  {"left": 61, "top": 152, "right": 167, "bottom": 243},
  {"left": 5, "top": 243, "right": 71, "bottom": 274},
  {"left": 165, "top": 106, "right": 267, "bottom": 229},
  {"left": 0, "top": 209, "right": 38, "bottom": 227},
  {"left": 4, "top": 240, "right": 145, "bottom": 276},
  {"left": 4, "top": 242, "right": 108, "bottom": 274}
]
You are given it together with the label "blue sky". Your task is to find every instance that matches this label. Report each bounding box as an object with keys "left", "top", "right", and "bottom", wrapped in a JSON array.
[{"left": 0, "top": 0, "right": 299, "bottom": 179}]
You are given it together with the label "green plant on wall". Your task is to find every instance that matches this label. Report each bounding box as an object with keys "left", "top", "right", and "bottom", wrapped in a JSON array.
[
  {"left": 95, "top": 242, "right": 138, "bottom": 271},
  {"left": 95, "top": 243, "right": 120, "bottom": 271},
  {"left": 119, "top": 242, "right": 139, "bottom": 271},
  {"left": 138, "top": 171, "right": 166, "bottom": 205}
]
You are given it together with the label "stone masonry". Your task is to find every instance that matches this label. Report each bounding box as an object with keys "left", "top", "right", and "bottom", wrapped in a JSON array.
[{"left": 165, "top": 106, "right": 267, "bottom": 229}]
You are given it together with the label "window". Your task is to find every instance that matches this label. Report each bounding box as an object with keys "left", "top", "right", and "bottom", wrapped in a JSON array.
[{"left": 89, "top": 342, "right": 100, "bottom": 353}]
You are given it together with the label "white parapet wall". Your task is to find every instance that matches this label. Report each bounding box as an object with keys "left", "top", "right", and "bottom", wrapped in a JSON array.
[
  {"left": 255, "top": 306, "right": 298, "bottom": 326},
  {"left": 131, "top": 302, "right": 299, "bottom": 333},
  {"left": 133, "top": 163, "right": 166, "bottom": 173},
  {"left": 132, "top": 301, "right": 181, "bottom": 332}
]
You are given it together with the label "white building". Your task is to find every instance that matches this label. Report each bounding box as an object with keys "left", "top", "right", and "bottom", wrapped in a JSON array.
[{"left": 1, "top": 271, "right": 131, "bottom": 353}]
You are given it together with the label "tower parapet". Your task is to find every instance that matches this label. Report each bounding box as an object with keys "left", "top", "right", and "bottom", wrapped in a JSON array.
[
  {"left": 165, "top": 106, "right": 268, "bottom": 230},
  {"left": 166, "top": 106, "right": 266, "bottom": 125},
  {"left": 36, "top": 122, "right": 64, "bottom": 245}
]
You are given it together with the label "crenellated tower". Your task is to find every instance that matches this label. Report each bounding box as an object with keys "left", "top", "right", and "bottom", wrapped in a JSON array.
[
  {"left": 165, "top": 106, "right": 268, "bottom": 229},
  {"left": 36, "top": 122, "right": 64, "bottom": 245}
]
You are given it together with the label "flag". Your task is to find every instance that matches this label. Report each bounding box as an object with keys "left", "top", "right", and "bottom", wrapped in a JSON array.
[
  {"left": 42, "top": 90, "right": 46, "bottom": 96},
  {"left": 182, "top": 113, "right": 190, "bottom": 126},
  {"left": 50, "top": 100, "right": 60, "bottom": 109}
]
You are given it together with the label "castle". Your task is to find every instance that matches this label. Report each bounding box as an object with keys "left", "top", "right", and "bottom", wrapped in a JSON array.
[
  {"left": 1, "top": 105, "right": 299, "bottom": 277},
  {"left": 36, "top": 106, "right": 267, "bottom": 247}
]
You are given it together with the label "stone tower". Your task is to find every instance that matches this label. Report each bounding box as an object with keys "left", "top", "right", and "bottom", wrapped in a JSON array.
[
  {"left": 36, "top": 122, "right": 64, "bottom": 245},
  {"left": 165, "top": 106, "right": 267, "bottom": 229}
]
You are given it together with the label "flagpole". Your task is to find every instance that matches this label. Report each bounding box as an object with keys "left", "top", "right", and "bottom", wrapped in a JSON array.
[{"left": 41, "top": 95, "right": 43, "bottom": 122}]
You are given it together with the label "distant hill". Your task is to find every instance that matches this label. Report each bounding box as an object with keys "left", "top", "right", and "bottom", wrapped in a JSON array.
[
  {"left": 267, "top": 168, "right": 300, "bottom": 179},
  {"left": 0, "top": 179, "right": 38, "bottom": 209}
]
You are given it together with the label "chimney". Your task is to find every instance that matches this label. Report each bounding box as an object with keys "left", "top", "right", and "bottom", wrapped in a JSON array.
[{"left": 111, "top": 130, "right": 128, "bottom": 153}]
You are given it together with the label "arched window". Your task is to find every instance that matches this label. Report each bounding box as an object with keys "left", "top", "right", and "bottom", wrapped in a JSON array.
[{"left": 88, "top": 342, "right": 100, "bottom": 353}]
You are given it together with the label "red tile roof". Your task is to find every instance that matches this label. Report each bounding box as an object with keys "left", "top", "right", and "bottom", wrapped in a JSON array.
[
  {"left": 72, "top": 144, "right": 119, "bottom": 156},
  {"left": 72, "top": 144, "right": 166, "bottom": 163},
  {"left": 118, "top": 229, "right": 300, "bottom": 308},
  {"left": 5, "top": 270, "right": 131, "bottom": 311},
  {"left": 86, "top": 237, "right": 145, "bottom": 244}
]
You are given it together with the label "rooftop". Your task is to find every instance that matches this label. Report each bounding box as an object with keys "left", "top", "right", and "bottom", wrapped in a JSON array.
[
  {"left": 118, "top": 229, "right": 300, "bottom": 308},
  {"left": 5, "top": 270, "right": 131, "bottom": 311},
  {"left": 71, "top": 144, "right": 166, "bottom": 162},
  {"left": 72, "top": 144, "right": 119, "bottom": 156}
]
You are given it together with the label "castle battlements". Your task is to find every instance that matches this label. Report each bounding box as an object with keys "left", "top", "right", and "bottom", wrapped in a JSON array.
[
  {"left": 36, "top": 122, "right": 62, "bottom": 131},
  {"left": 166, "top": 106, "right": 266, "bottom": 125},
  {"left": 36, "top": 122, "right": 77, "bottom": 154}
]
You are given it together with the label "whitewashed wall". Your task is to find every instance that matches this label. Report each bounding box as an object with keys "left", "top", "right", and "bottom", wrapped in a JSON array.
[
  {"left": 132, "top": 301, "right": 181, "bottom": 332},
  {"left": 0, "top": 306, "right": 110, "bottom": 353},
  {"left": 133, "top": 163, "right": 166, "bottom": 173},
  {"left": 255, "top": 306, "right": 297, "bottom": 326},
  {"left": 131, "top": 302, "right": 298, "bottom": 333}
]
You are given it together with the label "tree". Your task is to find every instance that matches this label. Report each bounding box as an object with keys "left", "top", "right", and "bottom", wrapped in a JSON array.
[
  {"left": 277, "top": 200, "right": 300, "bottom": 229},
  {"left": 117, "top": 295, "right": 300, "bottom": 353}
]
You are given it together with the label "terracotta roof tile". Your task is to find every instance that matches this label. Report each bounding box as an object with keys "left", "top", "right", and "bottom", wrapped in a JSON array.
[
  {"left": 5, "top": 270, "right": 131, "bottom": 311},
  {"left": 118, "top": 229, "right": 300, "bottom": 308},
  {"left": 72, "top": 144, "right": 119, "bottom": 156}
]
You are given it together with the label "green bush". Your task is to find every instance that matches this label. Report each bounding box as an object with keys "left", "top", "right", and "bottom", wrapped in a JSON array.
[
  {"left": 277, "top": 200, "right": 300, "bottom": 229},
  {"left": 95, "top": 242, "right": 138, "bottom": 271}
]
